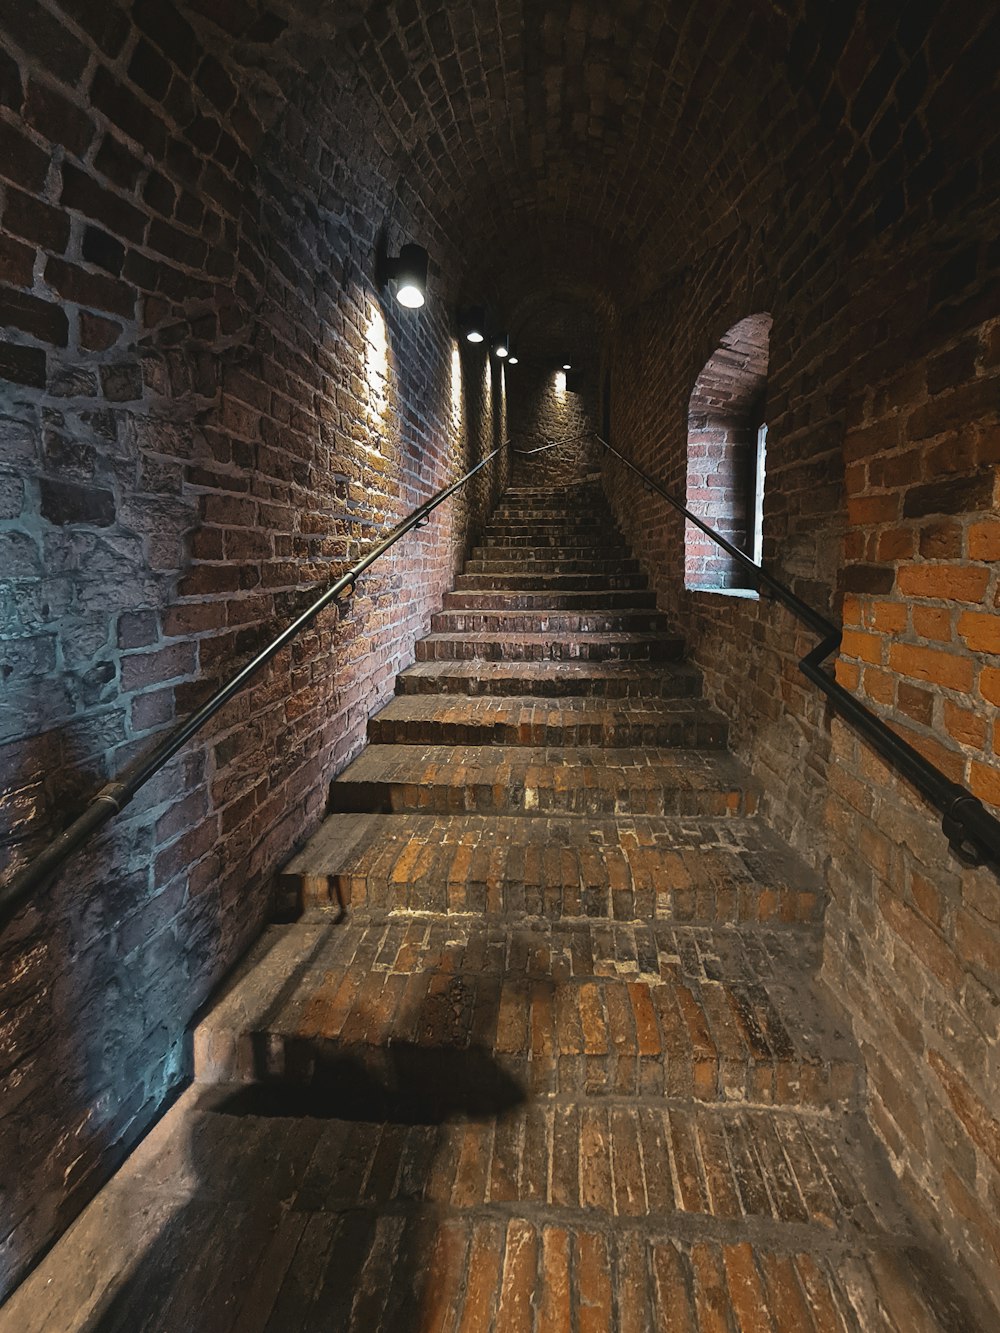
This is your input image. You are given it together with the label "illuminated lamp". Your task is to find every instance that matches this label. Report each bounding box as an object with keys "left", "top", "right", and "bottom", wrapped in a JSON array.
[{"left": 379, "top": 241, "right": 428, "bottom": 308}]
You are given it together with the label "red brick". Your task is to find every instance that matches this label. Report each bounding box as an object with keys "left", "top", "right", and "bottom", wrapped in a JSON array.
[
  {"left": 911, "top": 605, "right": 951, "bottom": 640},
  {"left": 896, "top": 563, "right": 989, "bottom": 602},
  {"left": 0, "top": 121, "right": 49, "bottom": 190},
  {"left": 23, "top": 79, "right": 93, "bottom": 155},
  {"left": 957, "top": 611, "right": 1000, "bottom": 653},
  {"left": 944, "top": 700, "right": 986, "bottom": 749},
  {"left": 841, "top": 629, "right": 882, "bottom": 664},
  {"left": 2, "top": 187, "right": 71, "bottom": 253},
  {"left": 0, "top": 236, "right": 36, "bottom": 288},
  {"left": 44, "top": 256, "right": 135, "bottom": 318},
  {"left": 969, "top": 762, "right": 1000, "bottom": 809},
  {"left": 887, "top": 642, "right": 974, "bottom": 691},
  {"left": 968, "top": 520, "right": 1000, "bottom": 561},
  {"left": 0, "top": 288, "right": 69, "bottom": 345}
]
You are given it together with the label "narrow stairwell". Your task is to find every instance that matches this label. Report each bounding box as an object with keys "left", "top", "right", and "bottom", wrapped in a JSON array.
[{"left": 3, "top": 455, "right": 980, "bottom": 1331}]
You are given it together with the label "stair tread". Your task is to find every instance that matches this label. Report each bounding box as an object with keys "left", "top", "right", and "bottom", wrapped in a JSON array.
[
  {"left": 334, "top": 742, "right": 755, "bottom": 782},
  {"left": 282, "top": 811, "right": 824, "bottom": 924},
  {"left": 373, "top": 695, "right": 724, "bottom": 722},
  {"left": 368, "top": 694, "right": 728, "bottom": 748},
  {"left": 328, "top": 744, "right": 759, "bottom": 817},
  {"left": 399, "top": 660, "right": 699, "bottom": 682},
  {"left": 432, "top": 607, "right": 668, "bottom": 619},
  {"left": 195, "top": 917, "right": 858, "bottom": 1108},
  {"left": 418, "top": 630, "right": 681, "bottom": 645},
  {"left": 6, "top": 1077, "right": 953, "bottom": 1331}
]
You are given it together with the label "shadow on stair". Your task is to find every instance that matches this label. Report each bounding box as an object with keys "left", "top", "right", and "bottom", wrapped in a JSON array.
[{"left": 75, "top": 986, "right": 526, "bottom": 1333}]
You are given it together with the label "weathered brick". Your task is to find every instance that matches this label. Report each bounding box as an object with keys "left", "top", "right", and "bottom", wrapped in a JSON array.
[
  {"left": 120, "top": 641, "right": 197, "bottom": 691},
  {"left": 0, "top": 288, "right": 69, "bottom": 345},
  {"left": 0, "top": 341, "right": 45, "bottom": 386},
  {"left": 23, "top": 79, "right": 93, "bottom": 156},
  {"left": 2, "top": 2, "right": 89, "bottom": 85},
  {"left": 81, "top": 226, "right": 125, "bottom": 276},
  {"left": 60, "top": 163, "right": 147, "bottom": 243},
  {"left": 89, "top": 66, "right": 168, "bottom": 156},
  {"left": 0, "top": 236, "right": 36, "bottom": 288},
  {"left": 968, "top": 520, "right": 1000, "bottom": 561},
  {"left": 0, "top": 120, "right": 50, "bottom": 190},
  {"left": 903, "top": 471, "right": 995, "bottom": 518},
  {"left": 887, "top": 642, "right": 973, "bottom": 691},
  {"left": 44, "top": 256, "right": 135, "bottom": 318},
  {"left": 2, "top": 187, "right": 71, "bottom": 253},
  {"left": 0, "top": 46, "right": 21, "bottom": 109},
  {"left": 896, "top": 564, "right": 989, "bottom": 603}
]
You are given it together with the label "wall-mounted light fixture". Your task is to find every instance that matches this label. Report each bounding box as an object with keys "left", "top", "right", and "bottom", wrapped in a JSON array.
[
  {"left": 494, "top": 332, "right": 510, "bottom": 359},
  {"left": 508, "top": 354, "right": 519, "bottom": 365},
  {"left": 459, "top": 305, "right": 487, "bottom": 344},
  {"left": 562, "top": 363, "right": 572, "bottom": 371},
  {"left": 378, "top": 241, "right": 428, "bottom": 309}
]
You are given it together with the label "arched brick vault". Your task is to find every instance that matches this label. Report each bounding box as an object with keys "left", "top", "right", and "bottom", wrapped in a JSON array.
[
  {"left": 0, "top": 0, "right": 999, "bottom": 1313},
  {"left": 174, "top": 0, "right": 802, "bottom": 314}
]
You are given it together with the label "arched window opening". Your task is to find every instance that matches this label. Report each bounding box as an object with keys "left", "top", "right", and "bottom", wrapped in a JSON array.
[{"left": 685, "top": 313, "right": 772, "bottom": 594}]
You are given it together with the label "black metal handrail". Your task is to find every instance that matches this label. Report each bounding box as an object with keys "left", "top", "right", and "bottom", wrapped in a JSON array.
[
  {"left": 0, "top": 443, "right": 507, "bottom": 928},
  {"left": 592, "top": 432, "right": 1000, "bottom": 868}
]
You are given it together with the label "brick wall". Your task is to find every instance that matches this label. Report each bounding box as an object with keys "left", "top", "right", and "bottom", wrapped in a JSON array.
[
  {"left": 0, "top": 0, "right": 506, "bottom": 1296},
  {"left": 506, "top": 360, "right": 601, "bottom": 485},
  {"left": 603, "top": 5, "right": 1000, "bottom": 1313}
]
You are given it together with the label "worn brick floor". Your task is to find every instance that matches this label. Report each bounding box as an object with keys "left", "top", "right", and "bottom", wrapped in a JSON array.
[{"left": 2, "top": 472, "right": 980, "bottom": 1330}]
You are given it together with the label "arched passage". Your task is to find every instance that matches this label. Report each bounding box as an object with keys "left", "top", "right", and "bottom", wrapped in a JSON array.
[{"left": 684, "top": 313, "right": 772, "bottom": 592}]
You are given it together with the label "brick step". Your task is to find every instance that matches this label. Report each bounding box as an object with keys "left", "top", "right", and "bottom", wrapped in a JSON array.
[
  {"left": 367, "top": 696, "right": 727, "bottom": 749},
  {"left": 396, "top": 660, "right": 703, "bottom": 699},
  {"left": 194, "top": 919, "right": 857, "bottom": 1109},
  {"left": 281, "top": 812, "right": 824, "bottom": 923},
  {"left": 12, "top": 1080, "right": 955, "bottom": 1333},
  {"left": 443, "top": 588, "right": 658, "bottom": 610},
  {"left": 480, "top": 522, "right": 626, "bottom": 538},
  {"left": 497, "top": 488, "right": 604, "bottom": 502},
  {"left": 475, "top": 542, "right": 627, "bottom": 560},
  {"left": 468, "top": 551, "right": 638, "bottom": 569},
  {"left": 455, "top": 571, "right": 649, "bottom": 591},
  {"left": 414, "top": 631, "right": 685, "bottom": 662},
  {"left": 327, "top": 745, "right": 759, "bottom": 817},
  {"left": 143, "top": 1086, "right": 909, "bottom": 1236},
  {"left": 491, "top": 508, "right": 616, "bottom": 522},
  {"left": 478, "top": 530, "right": 622, "bottom": 546},
  {"left": 429, "top": 609, "right": 671, "bottom": 635},
  {"left": 501, "top": 484, "right": 603, "bottom": 494}
]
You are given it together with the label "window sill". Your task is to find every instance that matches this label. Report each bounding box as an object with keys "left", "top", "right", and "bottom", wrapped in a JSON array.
[{"left": 686, "top": 585, "right": 760, "bottom": 600}]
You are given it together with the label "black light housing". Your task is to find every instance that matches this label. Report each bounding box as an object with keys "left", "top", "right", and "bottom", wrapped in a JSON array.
[
  {"left": 459, "top": 305, "right": 487, "bottom": 344},
  {"left": 493, "top": 332, "right": 510, "bottom": 358},
  {"left": 379, "top": 242, "right": 428, "bottom": 308}
]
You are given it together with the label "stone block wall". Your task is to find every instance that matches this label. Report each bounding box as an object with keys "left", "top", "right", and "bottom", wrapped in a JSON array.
[
  {"left": 602, "top": 4, "right": 1000, "bottom": 1313},
  {"left": 0, "top": 0, "right": 506, "bottom": 1296}
]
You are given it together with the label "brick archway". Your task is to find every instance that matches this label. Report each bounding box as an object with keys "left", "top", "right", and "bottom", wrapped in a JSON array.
[{"left": 684, "top": 313, "right": 771, "bottom": 591}]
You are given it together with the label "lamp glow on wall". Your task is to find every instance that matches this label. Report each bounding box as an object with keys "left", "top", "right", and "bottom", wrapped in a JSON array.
[{"left": 378, "top": 241, "right": 428, "bottom": 309}]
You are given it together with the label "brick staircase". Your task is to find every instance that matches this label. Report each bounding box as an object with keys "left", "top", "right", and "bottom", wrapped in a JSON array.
[{"left": 5, "top": 461, "right": 976, "bottom": 1331}]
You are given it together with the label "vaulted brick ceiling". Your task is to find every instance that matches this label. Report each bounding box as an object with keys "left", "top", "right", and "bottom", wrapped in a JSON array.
[
  {"left": 178, "top": 0, "right": 802, "bottom": 355},
  {"left": 184, "top": 5, "right": 800, "bottom": 251}
]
